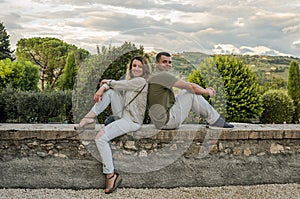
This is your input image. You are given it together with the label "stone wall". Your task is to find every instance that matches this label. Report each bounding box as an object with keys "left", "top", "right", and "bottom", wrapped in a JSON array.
[{"left": 0, "top": 123, "right": 299, "bottom": 189}]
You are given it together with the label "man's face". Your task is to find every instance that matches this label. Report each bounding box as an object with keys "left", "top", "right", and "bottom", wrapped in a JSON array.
[{"left": 156, "top": 55, "right": 172, "bottom": 71}]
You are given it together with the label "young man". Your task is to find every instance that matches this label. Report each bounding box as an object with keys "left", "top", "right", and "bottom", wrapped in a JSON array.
[{"left": 147, "top": 52, "right": 234, "bottom": 129}]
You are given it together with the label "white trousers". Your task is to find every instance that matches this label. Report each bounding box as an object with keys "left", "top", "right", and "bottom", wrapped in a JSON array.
[
  {"left": 91, "top": 89, "right": 123, "bottom": 117},
  {"left": 163, "top": 90, "right": 220, "bottom": 129},
  {"left": 92, "top": 90, "right": 141, "bottom": 174}
]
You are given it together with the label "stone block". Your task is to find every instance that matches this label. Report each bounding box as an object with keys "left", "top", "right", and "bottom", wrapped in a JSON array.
[
  {"left": 270, "top": 143, "right": 284, "bottom": 154},
  {"left": 284, "top": 130, "right": 300, "bottom": 139},
  {"left": 243, "top": 148, "right": 252, "bottom": 156}
]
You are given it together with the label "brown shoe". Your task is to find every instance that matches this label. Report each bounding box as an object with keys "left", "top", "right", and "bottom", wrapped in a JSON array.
[
  {"left": 74, "top": 117, "right": 95, "bottom": 130},
  {"left": 105, "top": 173, "right": 122, "bottom": 194}
]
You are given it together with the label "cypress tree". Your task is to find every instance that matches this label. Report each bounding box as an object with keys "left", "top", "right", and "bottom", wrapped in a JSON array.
[
  {"left": 0, "top": 22, "right": 14, "bottom": 60},
  {"left": 287, "top": 61, "right": 300, "bottom": 123},
  {"left": 58, "top": 52, "right": 77, "bottom": 90}
]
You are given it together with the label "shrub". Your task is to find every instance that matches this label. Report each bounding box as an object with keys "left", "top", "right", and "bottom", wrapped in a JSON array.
[
  {"left": 188, "top": 55, "right": 263, "bottom": 122},
  {"left": 260, "top": 90, "right": 295, "bottom": 124},
  {"left": 0, "top": 87, "right": 72, "bottom": 123}
]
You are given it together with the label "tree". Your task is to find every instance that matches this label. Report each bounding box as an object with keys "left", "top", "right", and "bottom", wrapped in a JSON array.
[
  {"left": 0, "top": 58, "right": 12, "bottom": 91},
  {"left": 16, "top": 37, "right": 89, "bottom": 91},
  {"left": 287, "top": 61, "right": 300, "bottom": 123},
  {"left": 0, "top": 22, "right": 14, "bottom": 60},
  {"left": 188, "top": 55, "right": 263, "bottom": 122},
  {"left": 56, "top": 52, "right": 77, "bottom": 90},
  {"left": 0, "top": 58, "right": 39, "bottom": 91}
]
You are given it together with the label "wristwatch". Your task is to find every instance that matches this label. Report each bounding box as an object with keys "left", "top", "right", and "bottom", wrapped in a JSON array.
[
  {"left": 107, "top": 79, "right": 112, "bottom": 87},
  {"left": 102, "top": 84, "right": 110, "bottom": 90}
]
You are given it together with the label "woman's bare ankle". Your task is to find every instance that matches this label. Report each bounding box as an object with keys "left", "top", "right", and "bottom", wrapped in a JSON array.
[
  {"left": 106, "top": 173, "right": 115, "bottom": 179},
  {"left": 79, "top": 117, "right": 94, "bottom": 125}
]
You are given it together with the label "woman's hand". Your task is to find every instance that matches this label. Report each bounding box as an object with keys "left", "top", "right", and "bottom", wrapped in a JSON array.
[
  {"left": 94, "top": 86, "right": 106, "bottom": 103},
  {"left": 100, "top": 79, "right": 109, "bottom": 87}
]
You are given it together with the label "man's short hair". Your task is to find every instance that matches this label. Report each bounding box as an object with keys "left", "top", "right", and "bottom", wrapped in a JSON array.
[{"left": 156, "top": 52, "right": 171, "bottom": 62}]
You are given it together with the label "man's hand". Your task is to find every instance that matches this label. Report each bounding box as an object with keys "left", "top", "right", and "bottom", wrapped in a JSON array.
[{"left": 206, "top": 87, "right": 216, "bottom": 97}]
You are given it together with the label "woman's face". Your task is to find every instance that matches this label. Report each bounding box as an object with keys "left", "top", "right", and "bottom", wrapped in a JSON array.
[{"left": 131, "top": 59, "right": 144, "bottom": 77}]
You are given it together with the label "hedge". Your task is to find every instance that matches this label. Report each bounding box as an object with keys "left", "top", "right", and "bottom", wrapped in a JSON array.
[{"left": 0, "top": 88, "right": 72, "bottom": 123}]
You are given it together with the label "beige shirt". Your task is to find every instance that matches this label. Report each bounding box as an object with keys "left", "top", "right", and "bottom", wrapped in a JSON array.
[{"left": 110, "top": 77, "right": 148, "bottom": 124}]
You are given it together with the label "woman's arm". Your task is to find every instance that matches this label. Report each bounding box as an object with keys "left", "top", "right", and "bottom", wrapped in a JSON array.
[
  {"left": 94, "top": 84, "right": 109, "bottom": 103},
  {"left": 95, "top": 77, "right": 146, "bottom": 102},
  {"left": 101, "top": 78, "right": 146, "bottom": 91}
]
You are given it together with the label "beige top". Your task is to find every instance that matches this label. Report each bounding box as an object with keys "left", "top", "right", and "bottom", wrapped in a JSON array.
[{"left": 110, "top": 77, "right": 148, "bottom": 124}]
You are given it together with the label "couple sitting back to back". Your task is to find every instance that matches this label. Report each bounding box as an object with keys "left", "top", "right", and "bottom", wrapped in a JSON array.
[{"left": 75, "top": 52, "right": 233, "bottom": 194}]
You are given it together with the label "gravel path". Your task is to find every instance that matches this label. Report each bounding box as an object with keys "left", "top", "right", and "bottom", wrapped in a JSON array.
[{"left": 1, "top": 184, "right": 299, "bottom": 199}]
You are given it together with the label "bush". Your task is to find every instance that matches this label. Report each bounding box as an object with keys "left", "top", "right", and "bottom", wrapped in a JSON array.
[
  {"left": 0, "top": 87, "right": 72, "bottom": 123},
  {"left": 188, "top": 55, "right": 263, "bottom": 122},
  {"left": 260, "top": 90, "right": 295, "bottom": 124}
]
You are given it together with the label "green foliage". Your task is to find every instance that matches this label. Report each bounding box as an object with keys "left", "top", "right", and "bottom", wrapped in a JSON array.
[
  {"left": 188, "top": 55, "right": 263, "bottom": 122},
  {"left": 287, "top": 61, "right": 300, "bottom": 96},
  {"left": 287, "top": 61, "right": 300, "bottom": 123},
  {"left": 236, "top": 54, "right": 297, "bottom": 81},
  {"left": 16, "top": 37, "right": 89, "bottom": 91},
  {"left": 0, "top": 87, "right": 72, "bottom": 123},
  {"left": 260, "top": 90, "right": 295, "bottom": 124},
  {"left": 0, "top": 59, "right": 12, "bottom": 90},
  {"left": 171, "top": 53, "right": 208, "bottom": 77},
  {"left": 100, "top": 42, "right": 148, "bottom": 82},
  {"left": 178, "top": 52, "right": 300, "bottom": 83},
  {"left": 0, "top": 58, "right": 39, "bottom": 91},
  {"left": 0, "top": 22, "right": 14, "bottom": 60},
  {"left": 56, "top": 52, "right": 78, "bottom": 90},
  {"left": 257, "top": 75, "right": 287, "bottom": 94},
  {"left": 188, "top": 58, "right": 225, "bottom": 114}
]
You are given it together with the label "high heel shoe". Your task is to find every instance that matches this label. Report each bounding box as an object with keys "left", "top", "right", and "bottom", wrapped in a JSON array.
[{"left": 74, "top": 117, "right": 96, "bottom": 130}]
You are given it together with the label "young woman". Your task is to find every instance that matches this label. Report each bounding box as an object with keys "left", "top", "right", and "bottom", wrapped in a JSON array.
[{"left": 74, "top": 56, "right": 151, "bottom": 194}]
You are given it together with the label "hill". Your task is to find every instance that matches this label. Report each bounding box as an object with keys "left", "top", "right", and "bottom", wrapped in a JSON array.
[{"left": 170, "top": 52, "right": 300, "bottom": 82}]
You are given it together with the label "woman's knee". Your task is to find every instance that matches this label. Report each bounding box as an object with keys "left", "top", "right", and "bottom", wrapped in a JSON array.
[{"left": 95, "top": 130, "right": 105, "bottom": 140}]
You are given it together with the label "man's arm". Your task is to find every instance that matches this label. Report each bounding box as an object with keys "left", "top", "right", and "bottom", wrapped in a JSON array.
[{"left": 173, "top": 80, "right": 216, "bottom": 97}]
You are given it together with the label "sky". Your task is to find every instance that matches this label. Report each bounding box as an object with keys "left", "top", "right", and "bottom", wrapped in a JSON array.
[{"left": 1, "top": 0, "right": 300, "bottom": 58}]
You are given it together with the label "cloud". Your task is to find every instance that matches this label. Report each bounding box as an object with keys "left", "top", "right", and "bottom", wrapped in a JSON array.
[
  {"left": 1, "top": 0, "right": 300, "bottom": 57},
  {"left": 211, "top": 44, "right": 292, "bottom": 56},
  {"left": 213, "top": 44, "right": 240, "bottom": 55},
  {"left": 292, "top": 40, "right": 300, "bottom": 49}
]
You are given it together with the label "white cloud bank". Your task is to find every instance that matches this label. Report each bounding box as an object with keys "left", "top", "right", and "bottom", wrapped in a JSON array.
[{"left": 0, "top": 0, "right": 300, "bottom": 57}]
